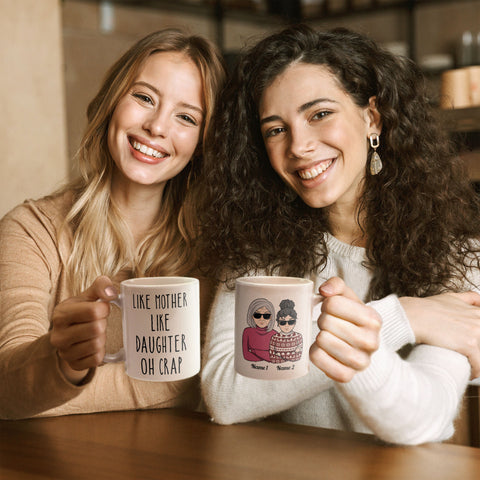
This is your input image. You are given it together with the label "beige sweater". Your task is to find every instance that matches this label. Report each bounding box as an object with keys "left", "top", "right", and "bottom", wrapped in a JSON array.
[{"left": 0, "top": 192, "right": 204, "bottom": 419}]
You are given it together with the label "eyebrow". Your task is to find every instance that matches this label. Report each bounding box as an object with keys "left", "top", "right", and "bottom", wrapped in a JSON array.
[
  {"left": 132, "top": 81, "right": 204, "bottom": 115},
  {"left": 260, "top": 97, "right": 337, "bottom": 125}
]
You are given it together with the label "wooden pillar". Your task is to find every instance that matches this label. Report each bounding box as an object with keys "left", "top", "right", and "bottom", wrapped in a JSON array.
[{"left": 0, "top": 0, "right": 68, "bottom": 218}]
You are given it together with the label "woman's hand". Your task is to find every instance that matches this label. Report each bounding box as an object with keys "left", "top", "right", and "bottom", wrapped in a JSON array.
[
  {"left": 400, "top": 292, "right": 480, "bottom": 379},
  {"left": 50, "top": 275, "right": 118, "bottom": 384},
  {"left": 310, "top": 277, "right": 382, "bottom": 383}
]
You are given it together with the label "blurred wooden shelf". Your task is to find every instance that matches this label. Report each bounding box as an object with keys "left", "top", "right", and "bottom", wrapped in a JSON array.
[
  {"left": 441, "top": 106, "right": 480, "bottom": 181},
  {"left": 460, "top": 149, "right": 480, "bottom": 181},
  {"left": 443, "top": 106, "right": 480, "bottom": 133},
  {"left": 82, "top": 0, "right": 480, "bottom": 21},
  {"left": 80, "top": 0, "right": 480, "bottom": 57}
]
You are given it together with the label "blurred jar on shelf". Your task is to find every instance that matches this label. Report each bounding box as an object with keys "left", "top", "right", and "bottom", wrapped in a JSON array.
[{"left": 441, "top": 66, "right": 480, "bottom": 109}]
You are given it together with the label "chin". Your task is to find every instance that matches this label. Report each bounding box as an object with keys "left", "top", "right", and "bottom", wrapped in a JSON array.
[{"left": 298, "top": 196, "right": 329, "bottom": 209}]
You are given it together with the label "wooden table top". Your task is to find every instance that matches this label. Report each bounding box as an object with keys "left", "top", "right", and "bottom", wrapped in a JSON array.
[{"left": 1, "top": 408, "right": 480, "bottom": 480}]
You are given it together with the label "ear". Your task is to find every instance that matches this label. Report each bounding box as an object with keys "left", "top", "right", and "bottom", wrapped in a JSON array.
[{"left": 366, "top": 96, "right": 382, "bottom": 135}]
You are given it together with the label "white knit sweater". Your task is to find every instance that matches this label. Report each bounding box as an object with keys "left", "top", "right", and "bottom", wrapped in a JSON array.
[{"left": 201, "top": 233, "right": 472, "bottom": 445}]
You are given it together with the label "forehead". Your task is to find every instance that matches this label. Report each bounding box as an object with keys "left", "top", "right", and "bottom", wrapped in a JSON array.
[
  {"left": 135, "top": 51, "right": 203, "bottom": 102},
  {"left": 259, "top": 62, "right": 344, "bottom": 113},
  {"left": 138, "top": 50, "right": 196, "bottom": 74}
]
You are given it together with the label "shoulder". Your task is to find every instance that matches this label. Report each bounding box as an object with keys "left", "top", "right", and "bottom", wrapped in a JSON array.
[
  {"left": 0, "top": 191, "right": 75, "bottom": 266},
  {"left": 1, "top": 190, "right": 74, "bottom": 235}
]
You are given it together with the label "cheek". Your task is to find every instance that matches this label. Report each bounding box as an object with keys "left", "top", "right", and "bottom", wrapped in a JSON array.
[
  {"left": 266, "top": 144, "right": 287, "bottom": 177},
  {"left": 107, "top": 104, "right": 129, "bottom": 153},
  {"left": 329, "top": 121, "right": 368, "bottom": 154},
  {"left": 176, "top": 129, "right": 201, "bottom": 157}
]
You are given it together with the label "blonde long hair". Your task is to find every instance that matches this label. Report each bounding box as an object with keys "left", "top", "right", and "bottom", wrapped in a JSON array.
[{"left": 63, "top": 29, "right": 225, "bottom": 293}]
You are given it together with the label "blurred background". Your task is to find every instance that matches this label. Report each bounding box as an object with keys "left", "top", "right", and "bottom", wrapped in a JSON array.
[{"left": 1, "top": 0, "right": 480, "bottom": 218}]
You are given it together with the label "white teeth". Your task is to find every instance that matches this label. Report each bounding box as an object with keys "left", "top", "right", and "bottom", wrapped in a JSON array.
[
  {"left": 298, "top": 160, "right": 333, "bottom": 180},
  {"left": 132, "top": 140, "right": 166, "bottom": 158}
]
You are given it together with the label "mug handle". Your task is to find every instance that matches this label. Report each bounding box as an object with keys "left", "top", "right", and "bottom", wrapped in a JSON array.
[
  {"left": 312, "top": 293, "right": 323, "bottom": 321},
  {"left": 102, "top": 295, "right": 125, "bottom": 363}
]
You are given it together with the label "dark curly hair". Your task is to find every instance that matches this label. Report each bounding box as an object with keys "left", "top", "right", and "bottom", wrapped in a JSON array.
[
  {"left": 277, "top": 300, "right": 297, "bottom": 322},
  {"left": 195, "top": 24, "right": 480, "bottom": 300}
]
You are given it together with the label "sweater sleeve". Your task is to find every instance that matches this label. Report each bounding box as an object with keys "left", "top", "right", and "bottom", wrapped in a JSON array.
[
  {"left": 201, "top": 283, "right": 334, "bottom": 425},
  {"left": 0, "top": 201, "right": 85, "bottom": 418},
  {"left": 0, "top": 200, "right": 197, "bottom": 419},
  {"left": 368, "top": 294, "right": 415, "bottom": 351},
  {"left": 340, "top": 285, "right": 469, "bottom": 445},
  {"left": 337, "top": 340, "right": 470, "bottom": 445}
]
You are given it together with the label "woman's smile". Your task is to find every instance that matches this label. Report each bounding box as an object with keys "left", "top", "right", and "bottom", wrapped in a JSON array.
[
  {"left": 128, "top": 137, "right": 169, "bottom": 165},
  {"left": 130, "top": 138, "right": 167, "bottom": 160},
  {"left": 297, "top": 158, "right": 335, "bottom": 181}
]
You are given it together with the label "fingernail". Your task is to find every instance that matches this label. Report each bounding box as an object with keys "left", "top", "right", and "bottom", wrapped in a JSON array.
[
  {"left": 320, "top": 281, "right": 334, "bottom": 295},
  {"left": 105, "top": 286, "right": 117, "bottom": 298}
]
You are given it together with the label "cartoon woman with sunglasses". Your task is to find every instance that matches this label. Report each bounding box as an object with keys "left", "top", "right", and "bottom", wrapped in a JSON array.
[
  {"left": 242, "top": 298, "right": 276, "bottom": 362},
  {"left": 269, "top": 299, "right": 303, "bottom": 363}
]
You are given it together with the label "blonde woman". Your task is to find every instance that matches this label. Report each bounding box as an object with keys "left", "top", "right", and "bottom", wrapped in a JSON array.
[{"left": 0, "top": 28, "right": 225, "bottom": 419}]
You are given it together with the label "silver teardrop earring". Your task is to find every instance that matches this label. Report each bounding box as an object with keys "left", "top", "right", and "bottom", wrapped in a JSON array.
[{"left": 369, "top": 133, "right": 382, "bottom": 175}]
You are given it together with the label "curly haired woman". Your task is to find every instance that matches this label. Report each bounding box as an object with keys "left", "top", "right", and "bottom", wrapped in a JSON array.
[
  {"left": 197, "top": 24, "right": 480, "bottom": 445},
  {"left": 0, "top": 28, "right": 225, "bottom": 419}
]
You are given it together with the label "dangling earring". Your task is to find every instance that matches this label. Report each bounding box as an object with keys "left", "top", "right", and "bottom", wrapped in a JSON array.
[{"left": 369, "top": 133, "right": 382, "bottom": 175}]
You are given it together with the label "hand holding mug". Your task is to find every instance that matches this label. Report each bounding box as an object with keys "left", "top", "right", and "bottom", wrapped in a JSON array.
[
  {"left": 50, "top": 275, "right": 117, "bottom": 384},
  {"left": 51, "top": 275, "right": 201, "bottom": 384},
  {"left": 309, "top": 277, "right": 382, "bottom": 383}
]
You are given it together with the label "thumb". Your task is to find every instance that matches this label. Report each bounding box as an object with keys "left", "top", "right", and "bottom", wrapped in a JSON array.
[
  {"left": 80, "top": 275, "right": 118, "bottom": 302},
  {"left": 319, "top": 276, "right": 361, "bottom": 303}
]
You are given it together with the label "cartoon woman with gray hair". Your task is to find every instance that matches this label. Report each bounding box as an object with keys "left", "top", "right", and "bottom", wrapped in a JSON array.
[{"left": 242, "top": 298, "right": 276, "bottom": 361}]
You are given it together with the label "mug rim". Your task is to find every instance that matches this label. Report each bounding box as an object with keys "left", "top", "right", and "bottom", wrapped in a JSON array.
[
  {"left": 121, "top": 276, "right": 198, "bottom": 287},
  {"left": 236, "top": 276, "right": 312, "bottom": 287}
]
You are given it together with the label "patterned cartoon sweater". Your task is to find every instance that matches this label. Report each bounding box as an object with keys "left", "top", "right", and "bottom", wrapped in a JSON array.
[{"left": 269, "top": 331, "right": 303, "bottom": 363}]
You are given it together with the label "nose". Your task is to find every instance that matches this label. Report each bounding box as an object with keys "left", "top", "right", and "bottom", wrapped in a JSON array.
[
  {"left": 289, "top": 124, "right": 315, "bottom": 159},
  {"left": 143, "top": 109, "right": 169, "bottom": 137}
]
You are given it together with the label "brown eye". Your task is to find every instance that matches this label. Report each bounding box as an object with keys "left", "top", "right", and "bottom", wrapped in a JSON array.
[
  {"left": 312, "top": 110, "right": 331, "bottom": 121},
  {"left": 178, "top": 114, "right": 198, "bottom": 126},
  {"left": 265, "top": 127, "right": 285, "bottom": 138},
  {"left": 133, "top": 93, "right": 153, "bottom": 105}
]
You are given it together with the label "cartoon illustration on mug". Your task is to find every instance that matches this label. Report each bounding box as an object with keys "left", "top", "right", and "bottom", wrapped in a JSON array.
[
  {"left": 269, "top": 299, "right": 303, "bottom": 363},
  {"left": 242, "top": 298, "right": 276, "bottom": 362}
]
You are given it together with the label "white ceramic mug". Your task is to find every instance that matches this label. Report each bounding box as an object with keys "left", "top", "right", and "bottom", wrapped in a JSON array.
[
  {"left": 104, "top": 277, "right": 200, "bottom": 382},
  {"left": 234, "top": 276, "right": 322, "bottom": 380}
]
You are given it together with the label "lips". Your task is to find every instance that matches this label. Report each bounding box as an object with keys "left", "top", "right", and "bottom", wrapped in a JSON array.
[
  {"left": 130, "top": 138, "right": 168, "bottom": 159},
  {"left": 297, "top": 159, "right": 334, "bottom": 180}
]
